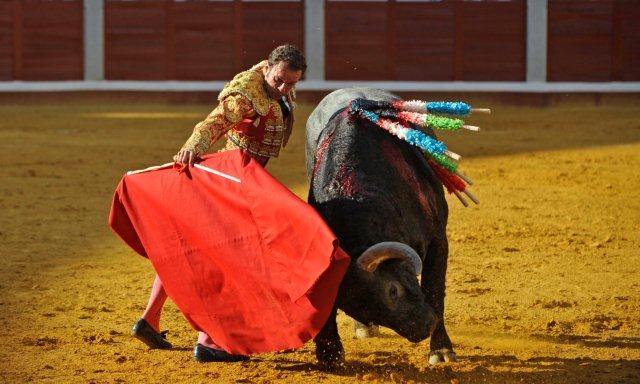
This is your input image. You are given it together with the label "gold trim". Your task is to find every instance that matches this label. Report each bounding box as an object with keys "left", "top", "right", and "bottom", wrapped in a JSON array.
[{"left": 218, "top": 66, "right": 270, "bottom": 116}]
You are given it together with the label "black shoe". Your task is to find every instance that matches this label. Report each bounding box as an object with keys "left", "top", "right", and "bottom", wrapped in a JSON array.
[
  {"left": 131, "top": 319, "right": 172, "bottom": 349},
  {"left": 193, "top": 343, "right": 249, "bottom": 363}
]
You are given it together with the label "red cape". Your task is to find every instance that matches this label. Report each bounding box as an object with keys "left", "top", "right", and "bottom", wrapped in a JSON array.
[{"left": 108, "top": 150, "right": 349, "bottom": 354}]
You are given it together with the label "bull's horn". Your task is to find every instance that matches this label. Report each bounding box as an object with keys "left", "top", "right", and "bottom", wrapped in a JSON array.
[{"left": 357, "top": 242, "right": 422, "bottom": 275}]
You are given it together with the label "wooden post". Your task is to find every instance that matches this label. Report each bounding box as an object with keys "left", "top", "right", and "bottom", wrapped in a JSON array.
[
  {"left": 12, "top": 0, "right": 22, "bottom": 80},
  {"left": 84, "top": 0, "right": 104, "bottom": 80},
  {"left": 526, "top": 0, "right": 548, "bottom": 82},
  {"left": 304, "top": 0, "right": 324, "bottom": 80}
]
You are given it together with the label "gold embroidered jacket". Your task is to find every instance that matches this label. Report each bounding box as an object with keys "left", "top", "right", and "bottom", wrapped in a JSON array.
[{"left": 181, "top": 61, "right": 295, "bottom": 160}]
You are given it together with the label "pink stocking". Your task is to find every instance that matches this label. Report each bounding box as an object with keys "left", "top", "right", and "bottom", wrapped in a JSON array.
[
  {"left": 197, "top": 332, "right": 222, "bottom": 350},
  {"left": 141, "top": 274, "right": 167, "bottom": 332}
]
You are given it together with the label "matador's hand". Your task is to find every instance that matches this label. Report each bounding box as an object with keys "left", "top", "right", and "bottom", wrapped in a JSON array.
[{"left": 173, "top": 149, "right": 200, "bottom": 166}]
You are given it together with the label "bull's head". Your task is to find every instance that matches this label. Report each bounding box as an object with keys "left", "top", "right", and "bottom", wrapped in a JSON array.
[{"left": 338, "top": 242, "right": 438, "bottom": 343}]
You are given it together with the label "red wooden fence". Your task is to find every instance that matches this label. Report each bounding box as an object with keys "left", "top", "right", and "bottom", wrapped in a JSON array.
[
  {"left": 172, "top": 1, "right": 235, "bottom": 81},
  {"left": 326, "top": 1, "right": 389, "bottom": 81},
  {"left": 1, "top": 0, "right": 83, "bottom": 81},
  {"left": 241, "top": 1, "right": 305, "bottom": 71},
  {"left": 456, "top": 1, "right": 526, "bottom": 81},
  {"left": 105, "top": 1, "right": 167, "bottom": 80},
  {"left": 548, "top": 0, "right": 640, "bottom": 81},
  {"left": 0, "top": 1, "right": 13, "bottom": 80},
  {"left": 617, "top": 1, "right": 640, "bottom": 80},
  {"left": 326, "top": 0, "right": 526, "bottom": 81},
  {"left": 395, "top": 1, "right": 455, "bottom": 81},
  {"left": 0, "top": 0, "right": 638, "bottom": 82},
  {"left": 104, "top": 0, "right": 304, "bottom": 80}
]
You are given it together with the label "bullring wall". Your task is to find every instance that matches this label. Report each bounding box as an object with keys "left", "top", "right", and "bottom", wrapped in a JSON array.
[{"left": 0, "top": 0, "right": 638, "bottom": 84}]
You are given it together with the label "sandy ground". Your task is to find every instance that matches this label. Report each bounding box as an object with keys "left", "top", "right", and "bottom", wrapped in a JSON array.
[{"left": 0, "top": 95, "right": 639, "bottom": 383}]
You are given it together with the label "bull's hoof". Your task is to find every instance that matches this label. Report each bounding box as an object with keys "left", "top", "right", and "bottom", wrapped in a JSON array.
[
  {"left": 315, "top": 343, "right": 345, "bottom": 370},
  {"left": 317, "top": 356, "right": 345, "bottom": 371},
  {"left": 354, "top": 321, "right": 380, "bottom": 339},
  {"left": 428, "top": 348, "right": 457, "bottom": 365}
]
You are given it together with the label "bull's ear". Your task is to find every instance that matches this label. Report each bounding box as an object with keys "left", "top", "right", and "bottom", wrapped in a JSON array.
[{"left": 356, "top": 242, "right": 422, "bottom": 275}]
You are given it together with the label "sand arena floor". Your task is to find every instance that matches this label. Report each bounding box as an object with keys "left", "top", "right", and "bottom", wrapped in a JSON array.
[{"left": 0, "top": 95, "right": 639, "bottom": 383}]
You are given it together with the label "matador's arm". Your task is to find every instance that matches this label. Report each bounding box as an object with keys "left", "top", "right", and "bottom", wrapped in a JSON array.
[{"left": 180, "top": 94, "right": 255, "bottom": 155}]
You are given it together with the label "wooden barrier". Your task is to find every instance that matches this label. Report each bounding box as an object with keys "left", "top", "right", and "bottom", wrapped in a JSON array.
[
  {"left": 172, "top": 1, "right": 235, "bottom": 80},
  {"left": 0, "top": 0, "right": 637, "bottom": 82},
  {"left": 0, "top": 0, "right": 83, "bottom": 80},
  {"left": 455, "top": 1, "right": 526, "bottom": 81},
  {"left": 104, "top": 0, "right": 303, "bottom": 80},
  {"left": 325, "top": 0, "right": 526, "bottom": 81},
  {"left": 548, "top": 0, "right": 640, "bottom": 81},
  {"left": 0, "top": 1, "right": 13, "bottom": 80},
  {"left": 326, "top": 1, "right": 389, "bottom": 80}
]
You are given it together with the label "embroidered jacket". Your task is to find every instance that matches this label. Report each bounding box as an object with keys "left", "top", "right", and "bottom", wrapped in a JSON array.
[{"left": 181, "top": 61, "right": 295, "bottom": 160}]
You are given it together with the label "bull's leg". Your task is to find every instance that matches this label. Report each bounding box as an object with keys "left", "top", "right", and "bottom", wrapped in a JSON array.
[
  {"left": 422, "top": 237, "right": 456, "bottom": 364},
  {"left": 313, "top": 306, "right": 344, "bottom": 367}
]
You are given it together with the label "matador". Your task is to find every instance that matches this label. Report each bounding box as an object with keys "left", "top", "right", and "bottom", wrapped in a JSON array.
[{"left": 132, "top": 44, "right": 306, "bottom": 363}]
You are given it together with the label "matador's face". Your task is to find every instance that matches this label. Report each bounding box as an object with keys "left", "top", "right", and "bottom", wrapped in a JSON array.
[{"left": 264, "top": 61, "right": 302, "bottom": 99}]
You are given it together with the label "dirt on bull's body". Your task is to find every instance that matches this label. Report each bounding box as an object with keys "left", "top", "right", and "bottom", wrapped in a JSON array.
[{"left": 0, "top": 96, "right": 639, "bottom": 383}]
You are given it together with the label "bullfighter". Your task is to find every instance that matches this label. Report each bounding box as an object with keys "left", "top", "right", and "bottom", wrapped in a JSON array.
[{"left": 131, "top": 44, "right": 306, "bottom": 362}]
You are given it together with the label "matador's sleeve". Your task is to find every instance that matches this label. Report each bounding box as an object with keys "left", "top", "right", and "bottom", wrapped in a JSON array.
[{"left": 181, "top": 94, "right": 254, "bottom": 154}]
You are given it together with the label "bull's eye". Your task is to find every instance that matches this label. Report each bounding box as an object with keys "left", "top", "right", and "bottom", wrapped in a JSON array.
[
  {"left": 389, "top": 285, "right": 399, "bottom": 301},
  {"left": 383, "top": 282, "right": 404, "bottom": 309}
]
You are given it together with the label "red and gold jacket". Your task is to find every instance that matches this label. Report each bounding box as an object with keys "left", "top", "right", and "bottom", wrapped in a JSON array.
[{"left": 181, "top": 61, "right": 295, "bottom": 164}]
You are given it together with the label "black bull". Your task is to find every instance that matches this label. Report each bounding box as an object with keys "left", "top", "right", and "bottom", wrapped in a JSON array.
[{"left": 305, "top": 88, "right": 456, "bottom": 366}]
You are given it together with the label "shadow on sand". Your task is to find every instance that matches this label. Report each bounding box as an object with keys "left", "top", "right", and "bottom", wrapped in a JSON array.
[
  {"left": 272, "top": 352, "right": 640, "bottom": 384},
  {"left": 530, "top": 333, "right": 640, "bottom": 350}
]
